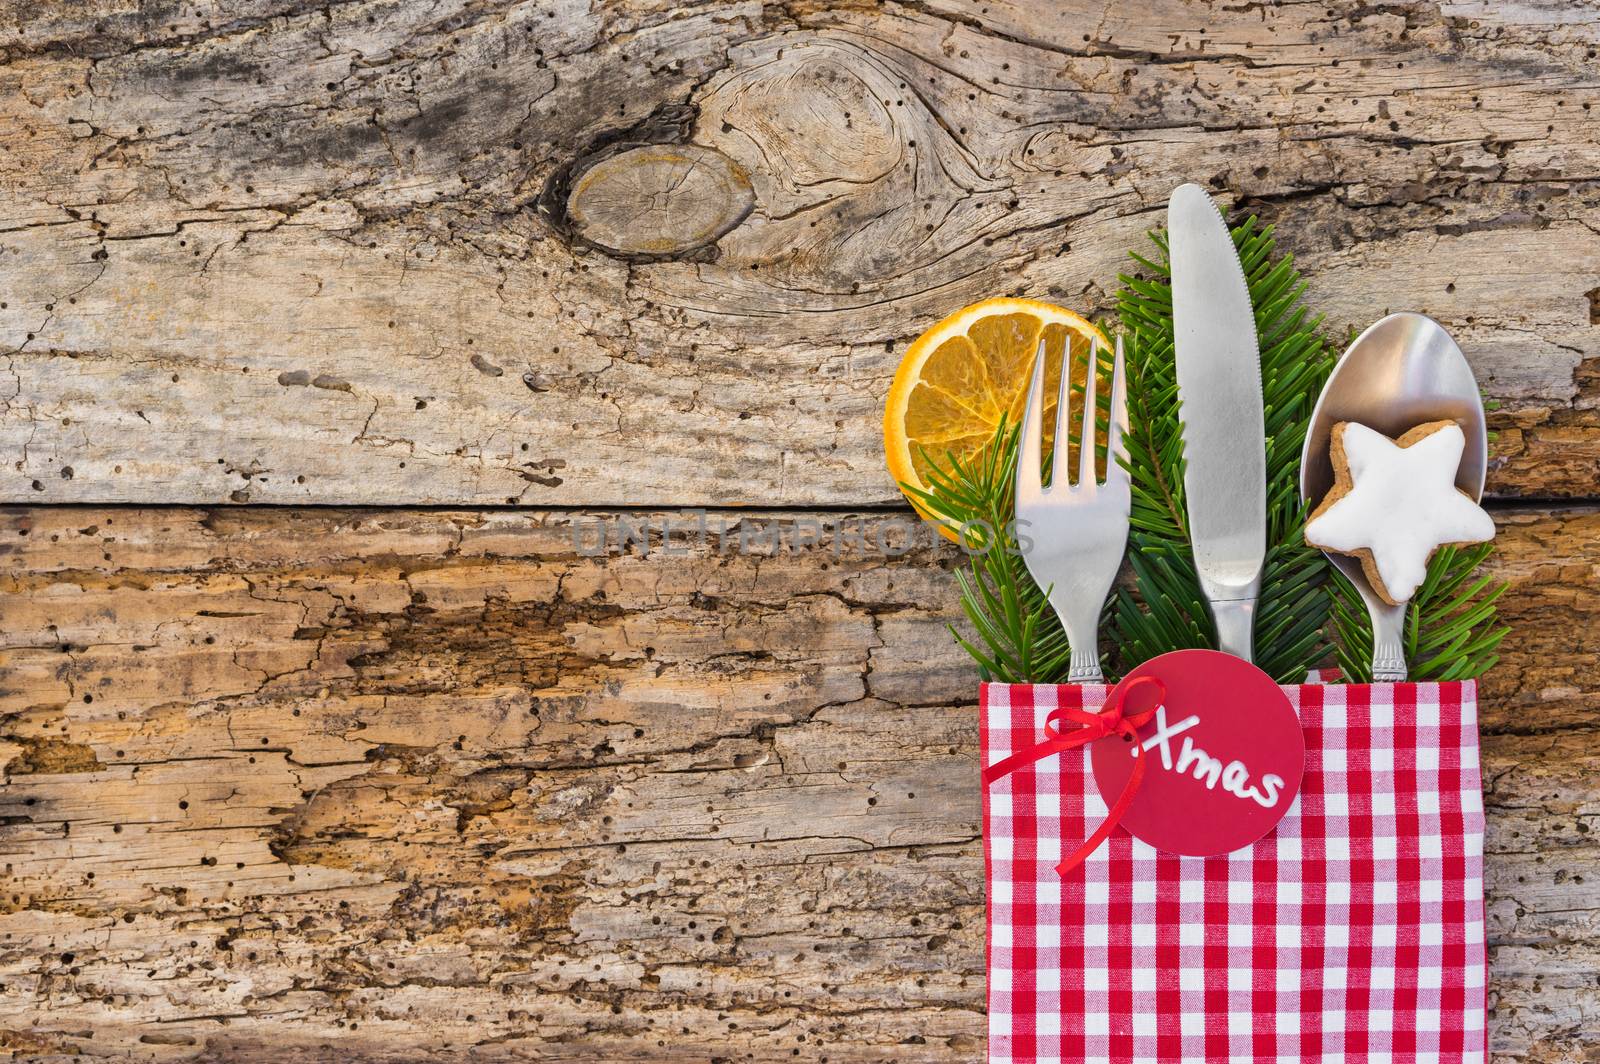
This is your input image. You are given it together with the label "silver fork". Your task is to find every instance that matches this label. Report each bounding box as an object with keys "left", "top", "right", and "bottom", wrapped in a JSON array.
[{"left": 1015, "top": 334, "right": 1131, "bottom": 683}]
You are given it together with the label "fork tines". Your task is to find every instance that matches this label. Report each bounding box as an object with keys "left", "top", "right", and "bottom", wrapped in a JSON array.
[{"left": 1018, "top": 333, "right": 1128, "bottom": 495}]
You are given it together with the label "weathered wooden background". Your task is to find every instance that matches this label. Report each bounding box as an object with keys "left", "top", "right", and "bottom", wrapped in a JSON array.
[{"left": 1, "top": 0, "right": 1596, "bottom": 1060}]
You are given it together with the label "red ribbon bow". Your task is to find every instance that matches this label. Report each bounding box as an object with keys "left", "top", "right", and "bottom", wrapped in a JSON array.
[{"left": 982, "top": 675, "right": 1166, "bottom": 876}]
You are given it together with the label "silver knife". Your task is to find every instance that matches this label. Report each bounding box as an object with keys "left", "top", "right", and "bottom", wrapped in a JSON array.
[{"left": 1168, "top": 183, "right": 1267, "bottom": 662}]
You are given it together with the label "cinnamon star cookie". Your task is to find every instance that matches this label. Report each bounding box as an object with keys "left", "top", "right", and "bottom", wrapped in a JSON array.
[{"left": 1305, "top": 420, "right": 1494, "bottom": 605}]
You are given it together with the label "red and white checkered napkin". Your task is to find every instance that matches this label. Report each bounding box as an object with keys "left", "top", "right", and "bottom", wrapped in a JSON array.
[{"left": 981, "top": 680, "right": 1487, "bottom": 1063}]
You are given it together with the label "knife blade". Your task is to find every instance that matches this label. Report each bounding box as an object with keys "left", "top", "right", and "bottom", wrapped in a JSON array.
[{"left": 1168, "top": 183, "right": 1267, "bottom": 662}]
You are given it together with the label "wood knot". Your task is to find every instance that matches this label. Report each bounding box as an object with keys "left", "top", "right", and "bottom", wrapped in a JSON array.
[{"left": 565, "top": 144, "right": 754, "bottom": 259}]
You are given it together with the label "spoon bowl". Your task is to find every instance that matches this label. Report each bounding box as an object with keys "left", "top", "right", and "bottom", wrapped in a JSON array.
[{"left": 1300, "top": 312, "right": 1487, "bottom": 681}]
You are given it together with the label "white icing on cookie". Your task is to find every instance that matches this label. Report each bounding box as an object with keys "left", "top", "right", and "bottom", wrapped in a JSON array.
[{"left": 1306, "top": 421, "right": 1494, "bottom": 603}]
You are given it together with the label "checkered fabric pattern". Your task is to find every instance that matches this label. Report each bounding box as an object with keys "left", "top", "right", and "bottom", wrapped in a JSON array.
[{"left": 981, "top": 680, "right": 1487, "bottom": 1063}]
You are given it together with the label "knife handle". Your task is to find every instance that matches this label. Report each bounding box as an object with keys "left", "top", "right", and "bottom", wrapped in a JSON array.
[
  {"left": 1210, "top": 598, "right": 1256, "bottom": 663},
  {"left": 1200, "top": 570, "right": 1261, "bottom": 664}
]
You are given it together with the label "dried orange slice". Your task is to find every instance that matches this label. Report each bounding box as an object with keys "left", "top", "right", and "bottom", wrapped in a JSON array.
[{"left": 884, "top": 297, "right": 1109, "bottom": 538}]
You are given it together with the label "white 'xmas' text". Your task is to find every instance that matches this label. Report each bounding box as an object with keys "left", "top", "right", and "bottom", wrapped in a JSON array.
[{"left": 1129, "top": 706, "right": 1285, "bottom": 809}]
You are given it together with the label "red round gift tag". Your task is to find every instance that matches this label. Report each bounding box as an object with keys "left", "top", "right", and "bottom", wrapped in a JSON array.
[{"left": 1090, "top": 649, "right": 1304, "bottom": 858}]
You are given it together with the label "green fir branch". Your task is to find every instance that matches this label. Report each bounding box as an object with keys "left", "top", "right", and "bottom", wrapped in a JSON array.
[
  {"left": 1331, "top": 543, "right": 1509, "bottom": 682},
  {"left": 902, "top": 212, "right": 1507, "bottom": 684},
  {"left": 1107, "top": 218, "right": 1339, "bottom": 683},
  {"left": 900, "top": 421, "right": 1074, "bottom": 684}
]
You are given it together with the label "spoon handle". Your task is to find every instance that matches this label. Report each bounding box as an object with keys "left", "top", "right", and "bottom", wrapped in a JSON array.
[{"left": 1369, "top": 599, "right": 1408, "bottom": 682}]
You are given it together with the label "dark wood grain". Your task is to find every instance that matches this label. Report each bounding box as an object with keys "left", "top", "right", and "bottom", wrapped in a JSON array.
[
  {"left": 0, "top": 505, "right": 1594, "bottom": 1061},
  {"left": 1, "top": 0, "right": 1596, "bottom": 505}
]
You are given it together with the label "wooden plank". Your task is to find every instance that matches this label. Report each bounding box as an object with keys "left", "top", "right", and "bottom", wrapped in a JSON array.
[
  {"left": 2, "top": 1, "right": 1597, "bottom": 506},
  {"left": 0, "top": 504, "right": 1594, "bottom": 1060}
]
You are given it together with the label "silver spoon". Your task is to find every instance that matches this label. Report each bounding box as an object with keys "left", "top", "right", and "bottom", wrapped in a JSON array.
[{"left": 1299, "top": 312, "right": 1488, "bottom": 681}]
